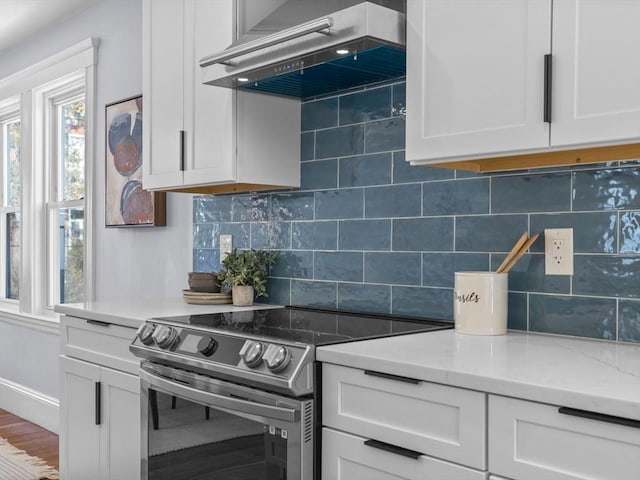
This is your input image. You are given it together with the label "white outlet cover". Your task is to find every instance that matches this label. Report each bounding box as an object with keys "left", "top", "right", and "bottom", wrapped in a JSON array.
[
  {"left": 544, "top": 228, "right": 574, "bottom": 275},
  {"left": 220, "top": 235, "right": 232, "bottom": 260}
]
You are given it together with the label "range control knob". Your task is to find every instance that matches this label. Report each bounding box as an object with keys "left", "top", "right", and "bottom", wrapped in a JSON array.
[
  {"left": 197, "top": 336, "right": 218, "bottom": 357},
  {"left": 240, "top": 340, "right": 265, "bottom": 368},
  {"left": 138, "top": 323, "right": 156, "bottom": 345},
  {"left": 263, "top": 344, "right": 291, "bottom": 373},
  {"left": 153, "top": 326, "right": 178, "bottom": 349}
]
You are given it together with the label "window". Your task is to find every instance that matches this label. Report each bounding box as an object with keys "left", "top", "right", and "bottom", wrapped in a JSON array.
[
  {"left": 0, "top": 38, "right": 96, "bottom": 317},
  {"left": 50, "top": 94, "right": 86, "bottom": 305},
  {"left": 0, "top": 99, "right": 20, "bottom": 302}
]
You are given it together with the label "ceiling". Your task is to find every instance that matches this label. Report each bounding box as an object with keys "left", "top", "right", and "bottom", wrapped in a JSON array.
[{"left": 0, "top": 0, "right": 100, "bottom": 55}]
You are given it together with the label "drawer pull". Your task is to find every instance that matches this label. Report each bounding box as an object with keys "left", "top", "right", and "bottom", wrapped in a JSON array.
[
  {"left": 364, "top": 439, "right": 422, "bottom": 460},
  {"left": 558, "top": 407, "right": 640, "bottom": 429},
  {"left": 543, "top": 53, "right": 552, "bottom": 123},
  {"left": 86, "top": 319, "right": 111, "bottom": 327},
  {"left": 179, "top": 130, "right": 186, "bottom": 171},
  {"left": 364, "top": 370, "right": 420, "bottom": 385},
  {"left": 95, "top": 381, "right": 102, "bottom": 426}
]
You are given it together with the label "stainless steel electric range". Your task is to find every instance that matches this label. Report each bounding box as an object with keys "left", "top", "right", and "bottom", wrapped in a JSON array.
[{"left": 130, "top": 305, "right": 453, "bottom": 480}]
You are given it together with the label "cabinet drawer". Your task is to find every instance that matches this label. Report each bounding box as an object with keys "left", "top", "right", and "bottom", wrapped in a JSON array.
[
  {"left": 489, "top": 395, "right": 640, "bottom": 480},
  {"left": 322, "top": 427, "right": 487, "bottom": 480},
  {"left": 61, "top": 315, "right": 139, "bottom": 375},
  {"left": 322, "top": 363, "right": 486, "bottom": 469}
]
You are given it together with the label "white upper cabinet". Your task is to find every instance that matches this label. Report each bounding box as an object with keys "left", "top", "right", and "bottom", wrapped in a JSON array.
[
  {"left": 143, "top": 0, "right": 185, "bottom": 189},
  {"left": 143, "top": 0, "right": 300, "bottom": 192},
  {"left": 406, "top": 0, "right": 551, "bottom": 162},
  {"left": 551, "top": 0, "right": 640, "bottom": 147},
  {"left": 406, "top": 0, "right": 640, "bottom": 166}
]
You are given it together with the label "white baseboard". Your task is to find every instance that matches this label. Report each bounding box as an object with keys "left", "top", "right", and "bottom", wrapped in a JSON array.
[{"left": 0, "top": 377, "right": 59, "bottom": 434}]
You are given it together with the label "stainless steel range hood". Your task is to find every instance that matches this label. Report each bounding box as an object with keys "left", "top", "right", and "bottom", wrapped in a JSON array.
[{"left": 200, "top": 0, "right": 406, "bottom": 99}]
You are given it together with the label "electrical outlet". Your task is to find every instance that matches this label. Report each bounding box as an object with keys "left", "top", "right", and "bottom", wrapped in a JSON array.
[
  {"left": 544, "top": 228, "right": 573, "bottom": 275},
  {"left": 220, "top": 235, "right": 232, "bottom": 261}
]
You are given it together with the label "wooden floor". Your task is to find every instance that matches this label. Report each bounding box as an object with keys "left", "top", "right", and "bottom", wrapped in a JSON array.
[{"left": 0, "top": 408, "right": 59, "bottom": 474}]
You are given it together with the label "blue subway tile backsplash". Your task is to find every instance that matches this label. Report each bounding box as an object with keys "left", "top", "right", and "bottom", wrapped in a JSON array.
[
  {"left": 573, "top": 168, "right": 640, "bottom": 211},
  {"left": 292, "top": 221, "right": 337, "bottom": 250},
  {"left": 491, "top": 173, "right": 571, "bottom": 213},
  {"left": 300, "top": 159, "right": 337, "bottom": 190},
  {"left": 529, "top": 294, "right": 617, "bottom": 340},
  {"left": 392, "top": 217, "right": 453, "bottom": 251},
  {"left": 193, "top": 80, "right": 640, "bottom": 344},
  {"left": 529, "top": 212, "right": 617, "bottom": 253},
  {"left": 364, "top": 252, "right": 421, "bottom": 285},
  {"left": 339, "top": 219, "right": 391, "bottom": 251},
  {"left": 316, "top": 124, "right": 364, "bottom": 159},
  {"left": 339, "top": 87, "right": 391, "bottom": 125},
  {"left": 365, "top": 184, "right": 421, "bottom": 218},
  {"left": 339, "top": 153, "right": 392, "bottom": 188},
  {"left": 315, "top": 251, "right": 364, "bottom": 282},
  {"left": 423, "top": 178, "right": 489, "bottom": 216}
]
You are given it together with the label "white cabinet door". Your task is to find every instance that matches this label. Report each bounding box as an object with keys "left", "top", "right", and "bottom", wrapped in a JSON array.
[
  {"left": 489, "top": 395, "right": 640, "bottom": 480},
  {"left": 143, "top": 0, "right": 237, "bottom": 190},
  {"left": 142, "top": 0, "right": 185, "bottom": 189},
  {"left": 322, "top": 364, "right": 487, "bottom": 470},
  {"left": 322, "top": 428, "right": 487, "bottom": 480},
  {"left": 406, "top": 0, "right": 551, "bottom": 163},
  {"left": 143, "top": 0, "right": 300, "bottom": 191},
  {"left": 60, "top": 356, "right": 141, "bottom": 480},
  {"left": 551, "top": 0, "right": 640, "bottom": 147},
  {"left": 99, "top": 368, "right": 140, "bottom": 480},
  {"left": 60, "top": 356, "right": 101, "bottom": 480},
  {"left": 182, "top": 0, "right": 236, "bottom": 186}
]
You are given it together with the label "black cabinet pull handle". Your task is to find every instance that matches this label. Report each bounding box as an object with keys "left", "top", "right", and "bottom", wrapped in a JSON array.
[
  {"left": 544, "top": 53, "right": 552, "bottom": 123},
  {"left": 179, "top": 130, "right": 186, "bottom": 171},
  {"left": 364, "top": 439, "right": 422, "bottom": 460},
  {"left": 558, "top": 407, "right": 640, "bottom": 429},
  {"left": 364, "top": 370, "right": 420, "bottom": 385},
  {"left": 86, "top": 319, "right": 110, "bottom": 327},
  {"left": 95, "top": 381, "right": 102, "bottom": 426}
]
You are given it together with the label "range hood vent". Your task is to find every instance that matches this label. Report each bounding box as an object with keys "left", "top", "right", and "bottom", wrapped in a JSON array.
[{"left": 200, "top": 0, "right": 406, "bottom": 99}]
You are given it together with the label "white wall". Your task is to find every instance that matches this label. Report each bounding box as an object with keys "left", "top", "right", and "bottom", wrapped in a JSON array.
[
  {"left": 0, "top": 0, "right": 193, "bottom": 303},
  {"left": 0, "top": 0, "right": 193, "bottom": 427}
]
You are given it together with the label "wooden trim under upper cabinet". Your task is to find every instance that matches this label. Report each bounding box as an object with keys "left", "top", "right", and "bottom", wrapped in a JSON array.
[
  {"left": 426, "top": 143, "right": 640, "bottom": 173},
  {"left": 158, "top": 183, "right": 294, "bottom": 195}
]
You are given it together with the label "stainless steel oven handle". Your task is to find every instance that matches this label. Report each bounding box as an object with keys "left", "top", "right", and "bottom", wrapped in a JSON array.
[{"left": 139, "top": 367, "right": 299, "bottom": 423}]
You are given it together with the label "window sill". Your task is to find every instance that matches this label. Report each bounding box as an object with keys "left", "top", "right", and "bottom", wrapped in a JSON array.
[{"left": 0, "top": 305, "right": 60, "bottom": 335}]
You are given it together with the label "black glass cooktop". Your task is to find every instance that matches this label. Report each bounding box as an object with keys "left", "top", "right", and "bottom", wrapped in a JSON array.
[{"left": 154, "top": 306, "right": 453, "bottom": 346}]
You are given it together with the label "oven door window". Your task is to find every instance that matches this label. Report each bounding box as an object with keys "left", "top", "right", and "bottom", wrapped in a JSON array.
[{"left": 147, "top": 389, "right": 288, "bottom": 480}]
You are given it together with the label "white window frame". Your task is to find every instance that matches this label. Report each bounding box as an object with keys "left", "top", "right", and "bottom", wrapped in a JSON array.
[
  {"left": 41, "top": 81, "right": 86, "bottom": 308},
  {"left": 0, "top": 96, "right": 21, "bottom": 306},
  {"left": 0, "top": 38, "right": 97, "bottom": 319}
]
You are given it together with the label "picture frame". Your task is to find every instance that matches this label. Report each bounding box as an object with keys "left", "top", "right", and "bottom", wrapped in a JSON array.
[{"left": 105, "top": 95, "right": 166, "bottom": 227}]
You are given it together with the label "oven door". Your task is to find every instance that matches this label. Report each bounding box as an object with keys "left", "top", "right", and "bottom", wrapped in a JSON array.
[{"left": 139, "top": 362, "right": 313, "bottom": 480}]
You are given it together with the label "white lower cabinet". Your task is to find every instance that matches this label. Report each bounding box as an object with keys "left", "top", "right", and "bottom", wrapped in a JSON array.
[
  {"left": 60, "top": 357, "right": 100, "bottom": 479},
  {"left": 59, "top": 315, "right": 141, "bottom": 480},
  {"left": 322, "top": 363, "right": 487, "bottom": 479},
  {"left": 489, "top": 395, "right": 640, "bottom": 480},
  {"left": 322, "top": 427, "right": 486, "bottom": 480},
  {"left": 321, "top": 362, "right": 640, "bottom": 480}
]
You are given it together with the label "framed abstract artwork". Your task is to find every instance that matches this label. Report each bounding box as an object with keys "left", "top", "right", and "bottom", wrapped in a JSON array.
[{"left": 105, "top": 95, "right": 166, "bottom": 227}]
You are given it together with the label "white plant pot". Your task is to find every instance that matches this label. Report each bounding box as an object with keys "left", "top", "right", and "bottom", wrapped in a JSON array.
[{"left": 232, "top": 285, "right": 254, "bottom": 306}]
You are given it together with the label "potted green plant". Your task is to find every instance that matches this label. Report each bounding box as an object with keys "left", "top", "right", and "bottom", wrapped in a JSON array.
[{"left": 217, "top": 248, "right": 277, "bottom": 306}]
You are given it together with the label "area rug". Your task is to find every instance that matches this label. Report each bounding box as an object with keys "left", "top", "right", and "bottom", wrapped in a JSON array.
[{"left": 0, "top": 437, "right": 58, "bottom": 480}]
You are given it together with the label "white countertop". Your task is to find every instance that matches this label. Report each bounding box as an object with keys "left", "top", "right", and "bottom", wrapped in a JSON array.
[
  {"left": 317, "top": 330, "right": 640, "bottom": 422},
  {"left": 54, "top": 298, "right": 282, "bottom": 329}
]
